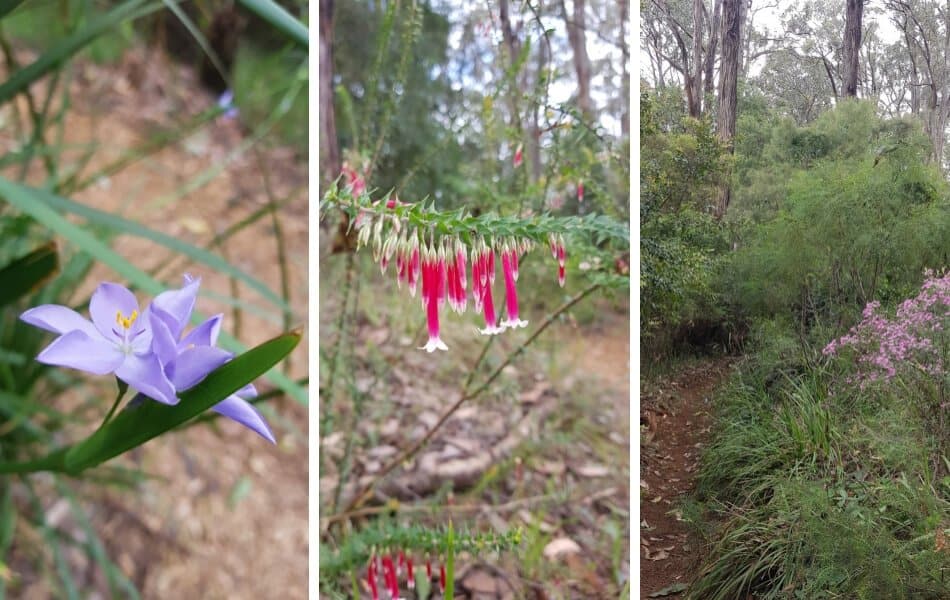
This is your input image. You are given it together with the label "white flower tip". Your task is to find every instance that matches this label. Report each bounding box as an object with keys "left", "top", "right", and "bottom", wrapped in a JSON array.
[
  {"left": 477, "top": 325, "right": 504, "bottom": 336},
  {"left": 421, "top": 338, "right": 449, "bottom": 352},
  {"left": 501, "top": 318, "right": 529, "bottom": 329}
]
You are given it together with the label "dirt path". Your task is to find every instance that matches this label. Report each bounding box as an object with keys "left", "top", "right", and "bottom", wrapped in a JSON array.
[{"left": 639, "top": 359, "right": 732, "bottom": 597}]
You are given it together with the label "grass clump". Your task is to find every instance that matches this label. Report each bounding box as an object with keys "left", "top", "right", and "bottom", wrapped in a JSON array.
[{"left": 690, "top": 318, "right": 950, "bottom": 599}]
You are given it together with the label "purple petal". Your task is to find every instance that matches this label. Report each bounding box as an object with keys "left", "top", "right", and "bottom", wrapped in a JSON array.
[
  {"left": 116, "top": 352, "right": 178, "bottom": 405},
  {"left": 127, "top": 305, "right": 154, "bottom": 353},
  {"left": 148, "top": 310, "right": 178, "bottom": 366},
  {"left": 236, "top": 383, "right": 257, "bottom": 399},
  {"left": 20, "top": 304, "right": 99, "bottom": 337},
  {"left": 36, "top": 330, "right": 124, "bottom": 375},
  {"left": 169, "top": 346, "right": 232, "bottom": 391},
  {"left": 180, "top": 314, "right": 222, "bottom": 348},
  {"left": 212, "top": 395, "right": 275, "bottom": 443},
  {"left": 90, "top": 283, "right": 139, "bottom": 340},
  {"left": 152, "top": 276, "right": 201, "bottom": 338}
]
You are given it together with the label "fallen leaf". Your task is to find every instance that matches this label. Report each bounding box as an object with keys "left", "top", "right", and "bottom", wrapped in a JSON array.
[
  {"left": 542, "top": 537, "right": 582, "bottom": 560},
  {"left": 180, "top": 216, "right": 209, "bottom": 235},
  {"left": 648, "top": 582, "right": 688, "bottom": 597},
  {"left": 519, "top": 381, "right": 550, "bottom": 404},
  {"left": 644, "top": 548, "right": 669, "bottom": 561},
  {"left": 534, "top": 459, "right": 566, "bottom": 476},
  {"left": 573, "top": 463, "right": 609, "bottom": 478}
]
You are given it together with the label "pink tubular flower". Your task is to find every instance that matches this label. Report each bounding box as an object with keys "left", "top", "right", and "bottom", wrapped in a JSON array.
[
  {"left": 342, "top": 163, "right": 366, "bottom": 199},
  {"left": 557, "top": 236, "right": 567, "bottom": 287},
  {"left": 368, "top": 558, "right": 379, "bottom": 600},
  {"left": 407, "top": 238, "right": 421, "bottom": 297},
  {"left": 514, "top": 144, "right": 523, "bottom": 168},
  {"left": 406, "top": 556, "right": 415, "bottom": 589},
  {"left": 439, "top": 564, "right": 447, "bottom": 593},
  {"left": 500, "top": 245, "right": 528, "bottom": 329},
  {"left": 382, "top": 555, "right": 397, "bottom": 599},
  {"left": 420, "top": 244, "right": 448, "bottom": 352},
  {"left": 477, "top": 245, "right": 504, "bottom": 335},
  {"left": 577, "top": 180, "right": 584, "bottom": 203}
]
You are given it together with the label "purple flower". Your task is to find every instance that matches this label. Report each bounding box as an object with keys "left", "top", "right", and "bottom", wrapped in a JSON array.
[
  {"left": 21, "top": 283, "right": 177, "bottom": 405},
  {"left": 148, "top": 276, "right": 275, "bottom": 443},
  {"left": 217, "top": 89, "right": 239, "bottom": 120}
]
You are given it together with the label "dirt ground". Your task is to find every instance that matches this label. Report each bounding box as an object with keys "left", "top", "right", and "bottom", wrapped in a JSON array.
[
  {"left": 1, "top": 47, "right": 308, "bottom": 598},
  {"left": 639, "top": 358, "right": 732, "bottom": 598},
  {"left": 317, "top": 250, "right": 631, "bottom": 598}
]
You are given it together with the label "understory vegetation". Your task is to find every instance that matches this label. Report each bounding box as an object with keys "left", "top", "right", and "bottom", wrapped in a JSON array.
[{"left": 642, "top": 90, "right": 950, "bottom": 597}]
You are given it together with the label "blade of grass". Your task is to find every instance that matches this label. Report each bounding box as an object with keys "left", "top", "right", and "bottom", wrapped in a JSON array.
[
  {"left": 19, "top": 187, "right": 291, "bottom": 312},
  {"left": 235, "top": 0, "right": 308, "bottom": 48},
  {"left": 0, "top": 0, "right": 162, "bottom": 106},
  {"left": 0, "top": 241, "right": 58, "bottom": 307}
]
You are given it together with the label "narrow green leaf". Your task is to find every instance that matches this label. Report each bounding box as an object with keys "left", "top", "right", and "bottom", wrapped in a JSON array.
[
  {"left": 236, "top": 0, "right": 308, "bottom": 48},
  {"left": 0, "top": 487, "right": 14, "bottom": 556},
  {"left": 20, "top": 182, "right": 291, "bottom": 313},
  {"left": 0, "top": 0, "right": 28, "bottom": 21},
  {"left": 0, "top": 241, "right": 58, "bottom": 307},
  {"left": 228, "top": 475, "right": 252, "bottom": 508},
  {"left": 0, "top": 0, "right": 161, "bottom": 106},
  {"left": 63, "top": 330, "right": 300, "bottom": 473}
]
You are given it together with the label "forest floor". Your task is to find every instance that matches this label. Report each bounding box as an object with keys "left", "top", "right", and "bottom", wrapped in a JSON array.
[
  {"left": 318, "top": 247, "right": 631, "bottom": 597},
  {"left": 639, "top": 357, "right": 733, "bottom": 598},
  {"left": 1, "top": 47, "right": 308, "bottom": 598}
]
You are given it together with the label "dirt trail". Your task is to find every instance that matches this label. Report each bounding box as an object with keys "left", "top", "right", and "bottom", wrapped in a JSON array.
[{"left": 639, "top": 359, "right": 732, "bottom": 598}]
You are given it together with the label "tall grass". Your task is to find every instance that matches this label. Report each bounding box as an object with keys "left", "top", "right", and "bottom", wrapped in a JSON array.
[{"left": 689, "top": 323, "right": 949, "bottom": 599}]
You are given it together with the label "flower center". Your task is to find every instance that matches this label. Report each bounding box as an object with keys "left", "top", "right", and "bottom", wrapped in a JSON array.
[{"left": 115, "top": 309, "right": 138, "bottom": 330}]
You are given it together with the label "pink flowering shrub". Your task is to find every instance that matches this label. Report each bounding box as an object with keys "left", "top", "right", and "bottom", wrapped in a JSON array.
[{"left": 823, "top": 270, "right": 949, "bottom": 401}]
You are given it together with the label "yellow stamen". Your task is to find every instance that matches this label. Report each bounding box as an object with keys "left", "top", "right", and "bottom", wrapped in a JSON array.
[{"left": 114, "top": 309, "right": 138, "bottom": 330}]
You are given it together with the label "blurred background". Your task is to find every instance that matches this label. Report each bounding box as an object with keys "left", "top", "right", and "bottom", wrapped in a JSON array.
[{"left": 0, "top": 0, "right": 308, "bottom": 598}]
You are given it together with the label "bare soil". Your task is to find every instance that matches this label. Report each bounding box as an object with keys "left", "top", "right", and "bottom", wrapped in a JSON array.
[{"left": 639, "top": 358, "right": 732, "bottom": 598}]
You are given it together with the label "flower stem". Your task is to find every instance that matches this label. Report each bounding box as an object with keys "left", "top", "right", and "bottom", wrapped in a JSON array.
[{"left": 99, "top": 378, "right": 129, "bottom": 431}]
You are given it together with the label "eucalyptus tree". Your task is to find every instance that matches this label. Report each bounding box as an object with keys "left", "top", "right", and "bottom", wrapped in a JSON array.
[{"left": 885, "top": 0, "right": 950, "bottom": 167}]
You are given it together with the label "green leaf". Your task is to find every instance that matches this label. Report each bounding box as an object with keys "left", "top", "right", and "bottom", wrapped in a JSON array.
[
  {"left": 0, "top": 0, "right": 161, "bottom": 107},
  {"left": 228, "top": 475, "right": 253, "bottom": 508},
  {"left": 32, "top": 183, "right": 292, "bottom": 313},
  {"left": 0, "top": 178, "right": 306, "bottom": 403},
  {"left": 236, "top": 0, "right": 308, "bottom": 48},
  {"left": 63, "top": 330, "right": 300, "bottom": 473},
  {"left": 648, "top": 583, "right": 688, "bottom": 597},
  {"left": 0, "top": 0, "right": 28, "bottom": 21},
  {"left": 0, "top": 241, "right": 58, "bottom": 307}
]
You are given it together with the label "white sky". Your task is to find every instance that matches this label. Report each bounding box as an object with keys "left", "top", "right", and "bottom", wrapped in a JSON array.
[
  {"left": 642, "top": 1, "right": 903, "bottom": 80},
  {"left": 443, "top": 1, "right": 625, "bottom": 138}
]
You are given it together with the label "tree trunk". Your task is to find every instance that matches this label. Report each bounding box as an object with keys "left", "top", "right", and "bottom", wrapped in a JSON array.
[
  {"left": 319, "top": 0, "right": 340, "bottom": 182},
  {"left": 619, "top": 0, "right": 629, "bottom": 136},
  {"left": 737, "top": 0, "right": 749, "bottom": 77},
  {"left": 716, "top": 0, "right": 740, "bottom": 218},
  {"left": 842, "top": 0, "right": 864, "bottom": 97},
  {"left": 704, "top": 0, "right": 722, "bottom": 100},
  {"left": 562, "top": 0, "right": 593, "bottom": 118},
  {"left": 689, "top": 0, "right": 703, "bottom": 117}
]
